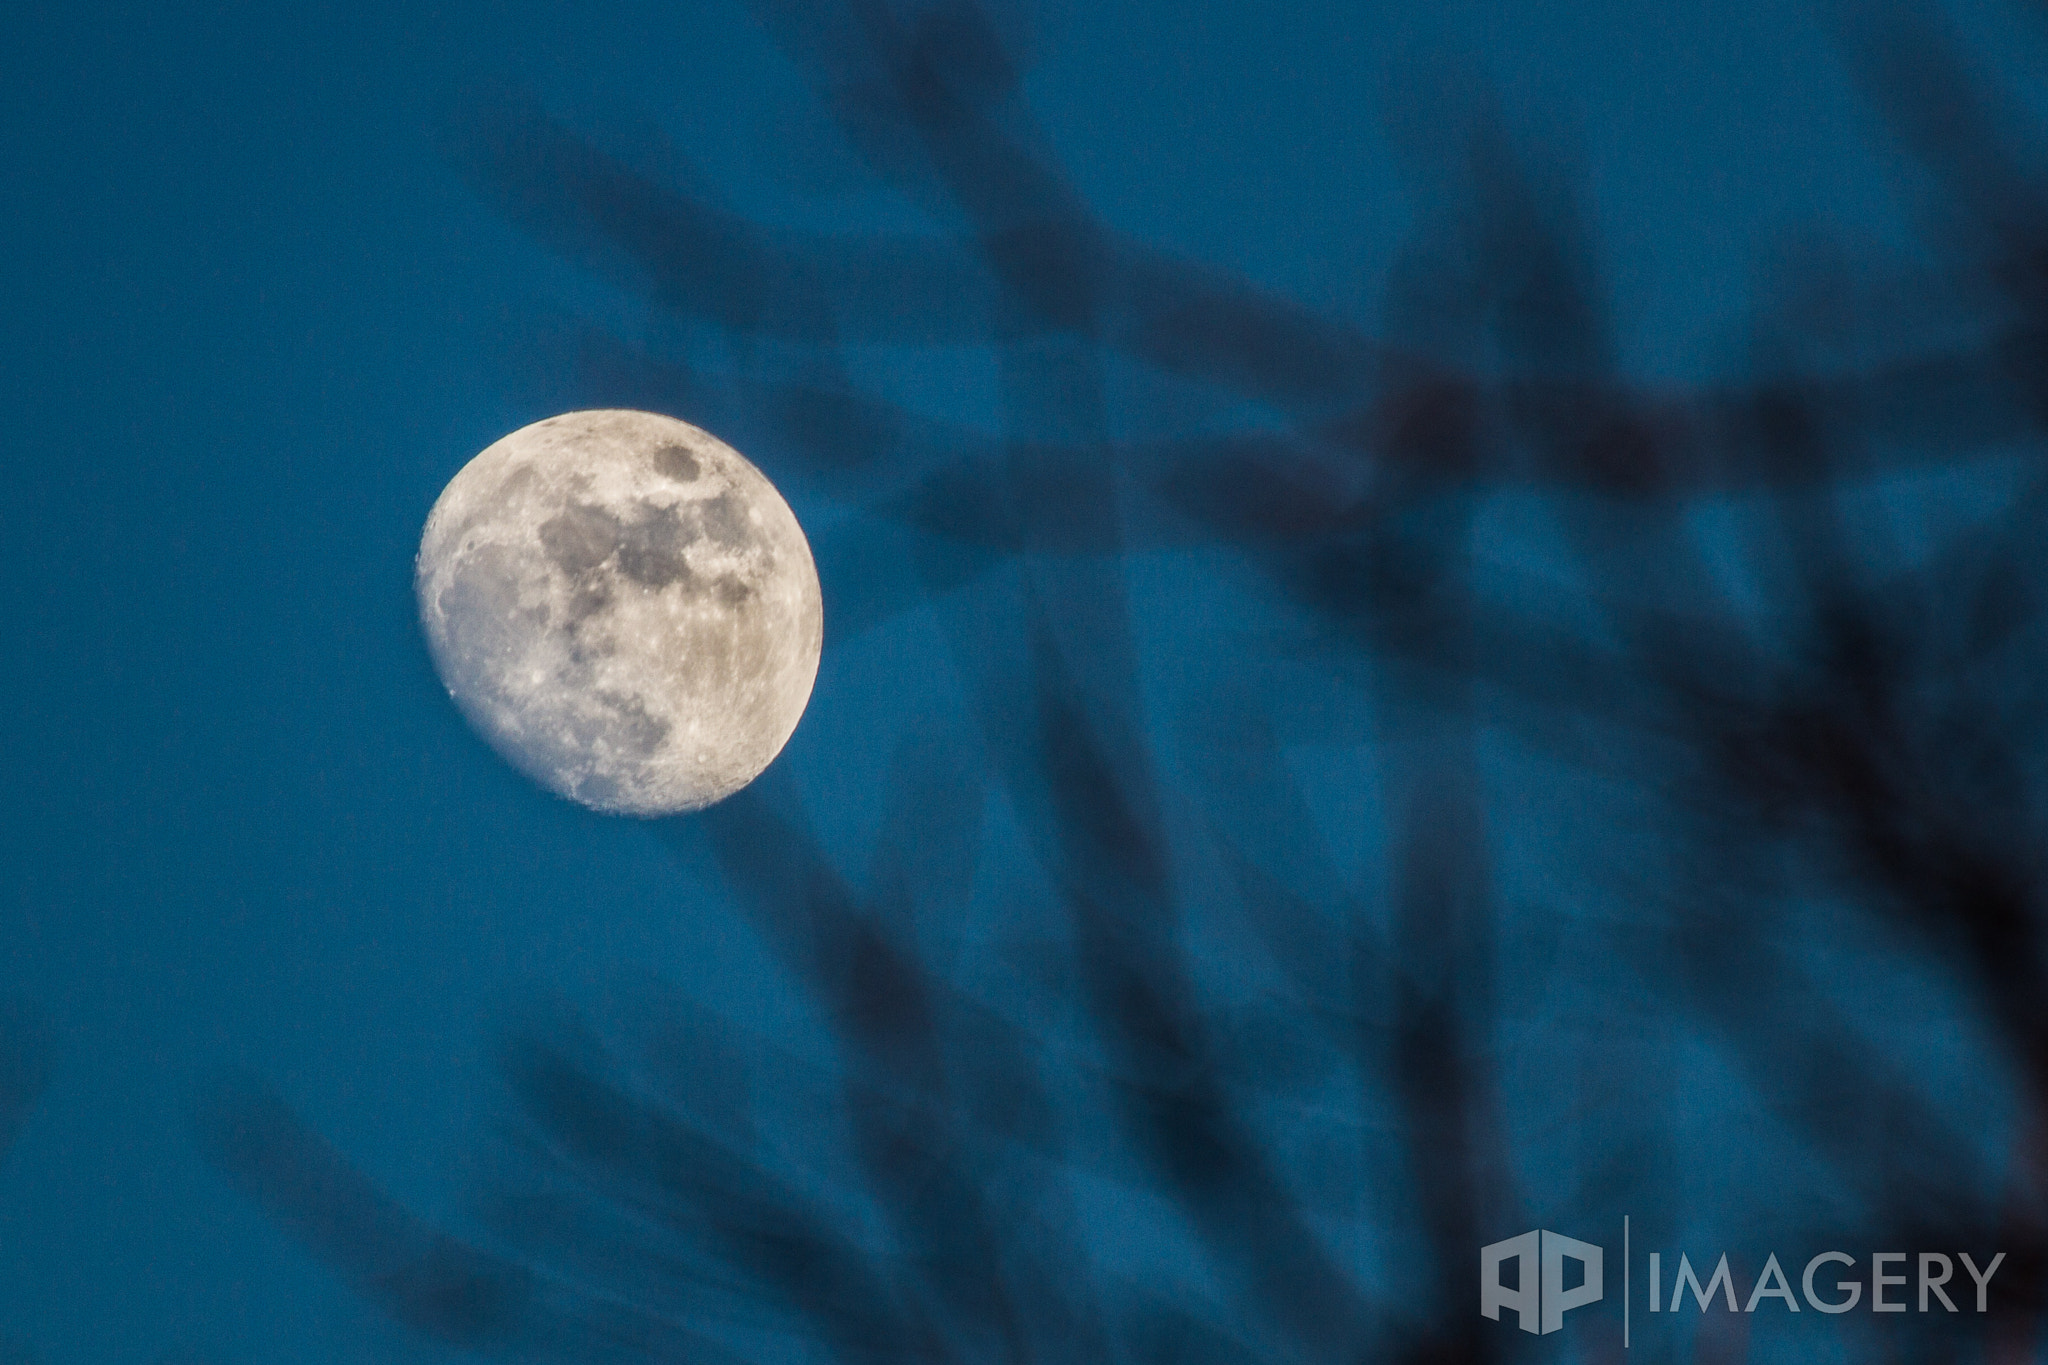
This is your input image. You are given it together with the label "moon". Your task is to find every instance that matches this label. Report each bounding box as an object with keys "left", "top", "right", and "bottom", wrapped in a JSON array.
[{"left": 415, "top": 410, "right": 823, "bottom": 816}]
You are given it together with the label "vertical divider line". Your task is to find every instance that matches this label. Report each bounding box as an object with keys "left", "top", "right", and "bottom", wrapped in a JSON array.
[{"left": 1624, "top": 1215, "right": 1631, "bottom": 1349}]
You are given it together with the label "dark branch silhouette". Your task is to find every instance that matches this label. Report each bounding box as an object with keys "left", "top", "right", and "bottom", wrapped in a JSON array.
[{"left": 205, "top": 0, "right": 2048, "bottom": 1359}]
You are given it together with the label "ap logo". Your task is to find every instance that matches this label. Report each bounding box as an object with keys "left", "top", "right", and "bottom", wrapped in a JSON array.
[{"left": 1482, "top": 1230, "right": 1605, "bottom": 1334}]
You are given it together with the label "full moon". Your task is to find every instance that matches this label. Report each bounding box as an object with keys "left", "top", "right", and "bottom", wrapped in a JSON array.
[{"left": 415, "top": 410, "right": 823, "bottom": 816}]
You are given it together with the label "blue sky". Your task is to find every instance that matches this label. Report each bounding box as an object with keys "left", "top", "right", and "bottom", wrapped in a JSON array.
[{"left": 4, "top": 0, "right": 2048, "bottom": 1360}]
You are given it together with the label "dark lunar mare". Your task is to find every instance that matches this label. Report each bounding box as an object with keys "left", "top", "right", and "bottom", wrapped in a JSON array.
[{"left": 539, "top": 494, "right": 759, "bottom": 601}]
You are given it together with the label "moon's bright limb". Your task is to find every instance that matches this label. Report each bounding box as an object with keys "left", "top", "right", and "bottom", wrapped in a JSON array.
[{"left": 415, "top": 410, "right": 823, "bottom": 815}]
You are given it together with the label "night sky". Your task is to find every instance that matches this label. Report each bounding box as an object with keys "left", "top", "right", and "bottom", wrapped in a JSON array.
[{"left": 5, "top": 0, "right": 2048, "bottom": 1360}]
